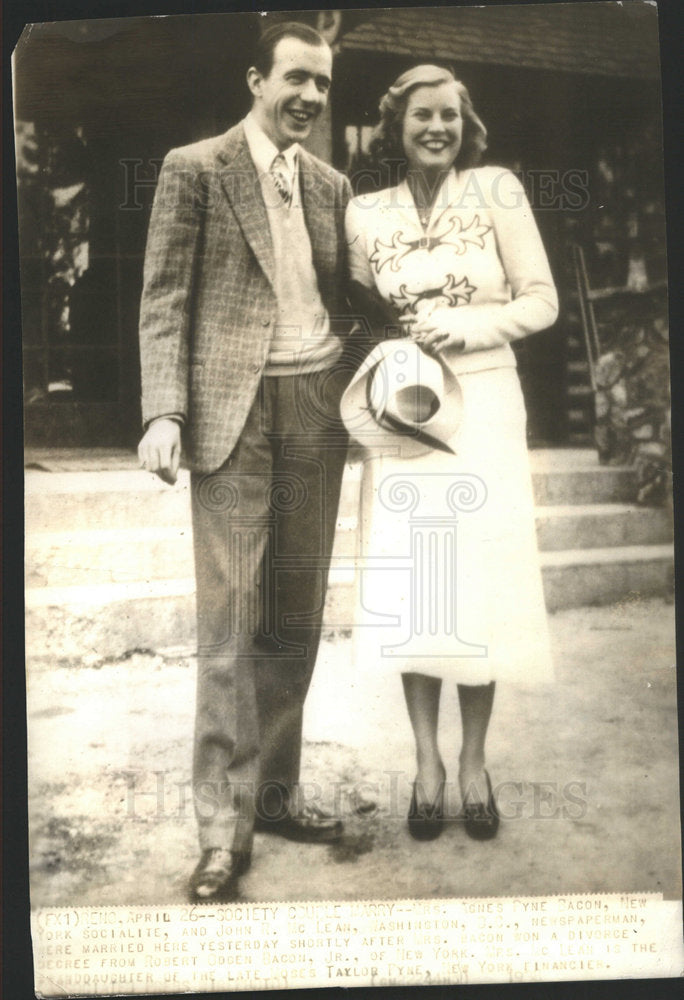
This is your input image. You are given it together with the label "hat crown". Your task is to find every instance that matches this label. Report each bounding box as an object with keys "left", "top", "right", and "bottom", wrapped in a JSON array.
[
  {"left": 392, "top": 384, "right": 441, "bottom": 425},
  {"left": 370, "top": 343, "right": 446, "bottom": 430}
]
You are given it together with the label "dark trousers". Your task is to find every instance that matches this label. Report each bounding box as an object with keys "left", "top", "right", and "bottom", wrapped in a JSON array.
[{"left": 190, "top": 368, "right": 348, "bottom": 851}]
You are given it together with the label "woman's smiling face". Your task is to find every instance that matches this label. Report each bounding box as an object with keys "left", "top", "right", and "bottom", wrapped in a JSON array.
[{"left": 401, "top": 81, "right": 463, "bottom": 178}]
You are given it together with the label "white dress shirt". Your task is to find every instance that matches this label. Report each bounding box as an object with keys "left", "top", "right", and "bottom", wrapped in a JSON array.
[{"left": 243, "top": 112, "right": 300, "bottom": 208}]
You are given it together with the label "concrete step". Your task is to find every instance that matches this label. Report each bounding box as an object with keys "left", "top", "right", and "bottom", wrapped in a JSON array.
[
  {"left": 567, "top": 359, "right": 590, "bottom": 374},
  {"left": 26, "top": 449, "right": 671, "bottom": 658},
  {"left": 26, "top": 470, "right": 194, "bottom": 532},
  {"left": 568, "top": 409, "right": 592, "bottom": 425},
  {"left": 530, "top": 466, "right": 634, "bottom": 505},
  {"left": 25, "top": 543, "right": 674, "bottom": 660},
  {"left": 535, "top": 503, "right": 673, "bottom": 552},
  {"left": 26, "top": 579, "right": 198, "bottom": 662},
  {"left": 26, "top": 517, "right": 358, "bottom": 588},
  {"left": 24, "top": 465, "right": 364, "bottom": 532},
  {"left": 26, "top": 526, "right": 193, "bottom": 589},
  {"left": 540, "top": 544, "right": 674, "bottom": 613},
  {"left": 24, "top": 575, "right": 354, "bottom": 662},
  {"left": 25, "top": 502, "right": 672, "bottom": 589},
  {"left": 25, "top": 450, "right": 640, "bottom": 533},
  {"left": 567, "top": 384, "right": 593, "bottom": 397}
]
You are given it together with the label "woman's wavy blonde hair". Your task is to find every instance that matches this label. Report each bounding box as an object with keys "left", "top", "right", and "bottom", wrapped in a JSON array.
[{"left": 370, "top": 64, "right": 487, "bottom": 178}]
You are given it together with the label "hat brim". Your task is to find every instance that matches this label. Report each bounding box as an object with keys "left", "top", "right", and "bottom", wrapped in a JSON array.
[{"left": 340, "top": 339, "right": 463, "bottom": 459}]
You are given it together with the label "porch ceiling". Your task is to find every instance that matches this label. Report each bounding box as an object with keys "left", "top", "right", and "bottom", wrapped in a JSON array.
[
  {"left": 12, "top": 14, "right": 258, "bottom": 123},
  {"left": 339, "top": 3, "right": 660, "bottom": 81}
]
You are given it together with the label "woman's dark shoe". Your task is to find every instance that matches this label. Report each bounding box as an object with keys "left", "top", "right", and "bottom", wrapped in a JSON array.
[
  {"left": 462, "top": 769, "right": 499, "bottom": 841},
  {"left": 408, "top": 771, "right": 446, "bottom": 841}
]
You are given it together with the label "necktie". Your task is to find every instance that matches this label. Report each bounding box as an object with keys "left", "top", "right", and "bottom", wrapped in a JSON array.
[{"left": 270, "top": 153, "right": 292, "bottom": 206}]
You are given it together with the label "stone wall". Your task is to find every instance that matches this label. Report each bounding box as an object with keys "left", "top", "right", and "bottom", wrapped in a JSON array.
[
  {"left": 593, "top": 287, "right": 670, "bottom": 505},
  {"left": 584, "top": 118, "right": 669, "bottom": 506}
]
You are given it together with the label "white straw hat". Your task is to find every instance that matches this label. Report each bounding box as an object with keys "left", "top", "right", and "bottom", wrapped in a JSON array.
[{"left": 340, "top": 339, "right": 463, "bottom": 459}]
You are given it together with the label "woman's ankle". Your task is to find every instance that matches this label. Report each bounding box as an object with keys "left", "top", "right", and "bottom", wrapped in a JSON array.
[{"left": 416, "top": 751, "right": 445, "bottom": 777}]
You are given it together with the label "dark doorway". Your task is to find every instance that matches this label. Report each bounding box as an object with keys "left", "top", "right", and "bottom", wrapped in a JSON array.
[{"left": 15, "top": 14, "right": 257, "bottom": 448}]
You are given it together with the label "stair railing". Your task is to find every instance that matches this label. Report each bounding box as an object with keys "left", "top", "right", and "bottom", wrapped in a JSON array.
[{"left": 571, "top": 244, "right": 601, "bottom": 391}]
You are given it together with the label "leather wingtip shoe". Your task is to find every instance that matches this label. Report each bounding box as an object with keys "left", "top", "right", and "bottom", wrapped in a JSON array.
[
  {"left": 254, "top": 803, "right": 343, "bottom": 843},
  {"left": 189, "top": 849, "right": 249, "bottom": 903}
]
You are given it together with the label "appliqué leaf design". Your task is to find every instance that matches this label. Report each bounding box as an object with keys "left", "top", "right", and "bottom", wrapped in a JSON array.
[
  {"left": 369, "top": 213, "right": 491, "bottom": 275},
  {"left": 390, "top": 274, "right": 477, "bottom": 317}
]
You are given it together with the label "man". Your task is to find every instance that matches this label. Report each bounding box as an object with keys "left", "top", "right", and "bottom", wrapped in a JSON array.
[{"left": 138, "top": 21, "right": 352, "bottom": 901}]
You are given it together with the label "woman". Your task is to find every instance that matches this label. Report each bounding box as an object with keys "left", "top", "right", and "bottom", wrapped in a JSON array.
[{"left": 344, "top": 65, "right": 558, "bottom": 840}]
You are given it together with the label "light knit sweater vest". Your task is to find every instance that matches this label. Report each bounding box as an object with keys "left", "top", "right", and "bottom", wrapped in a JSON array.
[{"left": 260, "top": 173, "right": 341, "bottom": 375}]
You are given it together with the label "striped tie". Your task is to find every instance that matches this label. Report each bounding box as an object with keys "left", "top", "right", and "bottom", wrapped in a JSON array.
[{"left": 270, "top": 153, "right": 292, "bottom": 206}]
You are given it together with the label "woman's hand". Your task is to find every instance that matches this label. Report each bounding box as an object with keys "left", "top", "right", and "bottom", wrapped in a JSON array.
[{"left": 402, "top": 305, "right": 467, "bottom": 355}]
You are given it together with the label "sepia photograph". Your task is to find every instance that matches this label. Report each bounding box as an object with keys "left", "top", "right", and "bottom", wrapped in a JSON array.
[{"left": 10, "top": 0, "right": 682, "bottom": 993}]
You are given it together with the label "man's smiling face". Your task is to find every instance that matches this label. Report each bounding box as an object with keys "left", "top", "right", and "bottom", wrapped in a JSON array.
[{"left": 247, "top": 36, "right": 332, "bottom": 151}]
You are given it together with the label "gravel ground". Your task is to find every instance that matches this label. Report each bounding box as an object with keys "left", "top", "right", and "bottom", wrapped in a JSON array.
[{"left": 27, "top": 596, "right": 680, "bottom": 907}]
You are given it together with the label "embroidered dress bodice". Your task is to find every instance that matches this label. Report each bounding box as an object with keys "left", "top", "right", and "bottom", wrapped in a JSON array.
[{"left": 346, "top": 166, "right": 558, "bottom": 375}]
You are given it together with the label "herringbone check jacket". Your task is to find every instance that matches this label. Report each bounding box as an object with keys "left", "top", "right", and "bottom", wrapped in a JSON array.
[{"left": 139, "top": 122, "right": 352, "bottom": 472}]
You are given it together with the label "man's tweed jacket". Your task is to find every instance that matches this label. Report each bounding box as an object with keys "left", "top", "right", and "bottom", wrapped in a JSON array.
[{"left": 139, "top": 122, "right": 352, "bottom": 472}]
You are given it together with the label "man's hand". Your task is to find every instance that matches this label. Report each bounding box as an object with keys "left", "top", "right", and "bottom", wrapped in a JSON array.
[{"left": 138, "top": 418, "right": 182, "bottom": 485}]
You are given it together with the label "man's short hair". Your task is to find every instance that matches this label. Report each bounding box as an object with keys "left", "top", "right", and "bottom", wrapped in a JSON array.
[{"left": 253, "top": 20, "right": 328, "bottom": 78}]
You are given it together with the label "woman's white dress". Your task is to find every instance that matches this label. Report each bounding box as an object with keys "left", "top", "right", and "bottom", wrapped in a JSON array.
[{"left": 345, "top": 167, "right": 558, "bottom": 684}]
